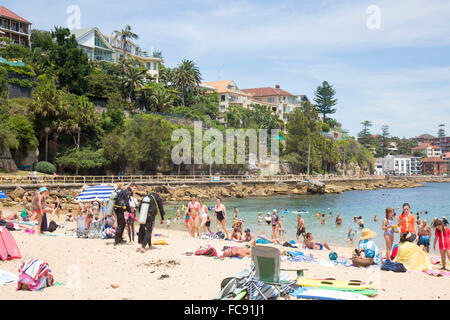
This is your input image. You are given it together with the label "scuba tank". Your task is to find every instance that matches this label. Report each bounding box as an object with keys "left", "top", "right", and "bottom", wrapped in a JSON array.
[
  {"left": 106, "top": 190, "right": 119, "bottom": 216},
  {"left": 138, "top": 195, "right": 151, "bottom": 224}
]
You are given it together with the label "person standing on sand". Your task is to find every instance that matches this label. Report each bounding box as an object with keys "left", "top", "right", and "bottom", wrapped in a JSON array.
[
  {"left": 271, "top": 209, "right": 279, "bottom": 241},
  {"left": 382, "top": 208, "right": 395, "bottom": 261},
  {"left": 32, "top": 187, "right": 54, "bottom": 235},
  {"left": 199, "top": 200, "right": 211, "bottom": 234},
  {"left": 138, "top": 187, "right": 165, "bottom": 253},
  {"left": 432, "top": 219, "right": 450, "bottom": 270},
  {"left": 418, "top": 220, "right": 431, "bottom": 253},
  {"left": 398, "top": 203, "right": 416, "bottom": 237},
  {"left": 186, "top": 195, "right": 200, "bottom": 238},
  {"left": 214, "top": 198, "right": 229, "bottom": 239},
  {"left": 296, "top": 214, "right": 305, "bottom": 240}
]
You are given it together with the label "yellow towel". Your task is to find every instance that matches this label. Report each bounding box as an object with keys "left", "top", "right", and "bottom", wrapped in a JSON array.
[
  {"left": 152, "top": 239, "right": 168, "bottom": 245},
  {"left": 394, "top": 242, "right": 432, "bottom": 271}
]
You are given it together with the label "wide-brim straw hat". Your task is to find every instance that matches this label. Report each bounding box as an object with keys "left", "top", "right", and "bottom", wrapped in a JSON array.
[{"left": 359, "top": 228, "right": 377, "bottom": 240}]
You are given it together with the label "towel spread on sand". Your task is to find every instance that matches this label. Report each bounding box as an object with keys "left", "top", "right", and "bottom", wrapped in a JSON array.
[
  {"left": 394, "top": 242, "right": 432, "bottom": 271},
  {"left": 0, "top": 269, "right": 18, "bottom": 286},
  {"left": 423, "top": 270, "right": 450, "bottom": 277}
]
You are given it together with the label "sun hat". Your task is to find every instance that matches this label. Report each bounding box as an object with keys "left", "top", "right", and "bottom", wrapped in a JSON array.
[
  {"left": 39, "top": 187, "right": 48, "bottom": 193},
  {"left": 359, "top": 228, "right": 377, "bottom": 240},
  {"left": 273, "top": 209, "right": 278, "bottom": 214}
]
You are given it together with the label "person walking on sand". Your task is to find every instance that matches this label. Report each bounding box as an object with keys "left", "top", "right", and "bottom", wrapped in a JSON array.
[
  {"left": 382, "top": 207, "right": 396, "bottom": 261},
  {"left": 432, "top": 219, "right": 450, "bottom": 270},
  {"left": 296, "top": 214, "right": 305, "bottom": 240},
  {"left": 214, "top": 198, "right": 230, "bottom": 239},
  {"left": 113, "top": 183, "right": 137, "bottom": 246},
  {"left": 138, "top": 187, "right": 165, "bottom": 253}
]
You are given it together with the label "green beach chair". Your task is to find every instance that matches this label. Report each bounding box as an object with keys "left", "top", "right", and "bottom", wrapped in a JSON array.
[{"left": 248, "top": 246, "right": 306, "bottom": 300}]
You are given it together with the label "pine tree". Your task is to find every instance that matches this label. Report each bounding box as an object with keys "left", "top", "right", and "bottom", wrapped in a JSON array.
[{"left": 313, "top": 81, "right": 338, "bottom": 123}]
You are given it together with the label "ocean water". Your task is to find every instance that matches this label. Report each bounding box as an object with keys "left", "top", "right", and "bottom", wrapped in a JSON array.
[{"left": 167, "top": 182, "right": 450, "bottom": 253}]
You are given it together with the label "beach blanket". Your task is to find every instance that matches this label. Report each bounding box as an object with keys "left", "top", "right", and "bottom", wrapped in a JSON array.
[
  {"left": 394, "top": 242, "right": 432, "bottom": 271},
  {"left": 256, "top": 239, "right": 271, "bottom": 244},
  {"left": 423, "top": 270, "right": 450, "bottom": 277},
  {"left": 17, "top": 259, "right": 54, "bottom": 291}
]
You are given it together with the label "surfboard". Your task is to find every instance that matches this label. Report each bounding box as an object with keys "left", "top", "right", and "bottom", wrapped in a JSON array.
[
  {"left": 314, "top": 286, "right": 378, "bottom": 297},
  {"left": 291, "top": 288, "right": 371, "bottom": 300},
  {"left": 296, "top": 278, "right": 377, "bottom": 290}
]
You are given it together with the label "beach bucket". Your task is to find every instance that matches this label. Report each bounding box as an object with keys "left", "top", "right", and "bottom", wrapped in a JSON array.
[{"left": 351, "top": 255, "right": 373, "bottom": 268}]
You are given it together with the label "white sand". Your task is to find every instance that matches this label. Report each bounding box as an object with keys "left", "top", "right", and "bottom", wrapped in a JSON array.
[{"left": 0, "top": 218, "right": 449, "bottom": 300}]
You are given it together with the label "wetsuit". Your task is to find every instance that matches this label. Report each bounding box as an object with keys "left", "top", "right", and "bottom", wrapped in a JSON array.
[
  {"left": 114, "top": 188, "right": 132, "bottom": 245},
  {"left": 138, "top": 192, "right": 165, "bottom": 249}
]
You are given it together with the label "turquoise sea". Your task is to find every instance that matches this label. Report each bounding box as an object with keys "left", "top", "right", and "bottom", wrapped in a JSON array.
[{"left": 168, "top": 182, "right": 450, "bottom": 253}]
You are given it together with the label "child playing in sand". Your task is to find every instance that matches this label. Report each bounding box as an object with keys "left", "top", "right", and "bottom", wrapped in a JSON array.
[
  {"left": 166, "top": 218, "right": 171, "bottom": 229},
  {"left": 433, "top": 219, "right": 450, "bottom": 270}
]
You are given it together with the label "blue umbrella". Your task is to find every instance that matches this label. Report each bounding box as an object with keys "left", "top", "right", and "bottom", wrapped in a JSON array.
[
  {"left": 0, "top": 190, "right": 7, "bottom": 199},
  {"left": 74, "top": 185, "right": 114, "bottom": 202}
]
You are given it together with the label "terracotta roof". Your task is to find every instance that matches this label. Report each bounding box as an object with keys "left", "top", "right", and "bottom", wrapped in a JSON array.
[
  {"left": 422, "top": 157, "right": 446, "bottom": 163},
  {"left": 411, "top": 143, "right": 432, "bottom": 150},
  {"left": 413, "top": 133, "right": 435, "bottom": 140},
  {"left": 241, "top": 87, "right": 295, "bottom": 97},
  {"left": 201, "top": 80, "right": 252, "bottom": 96},
  {"left": 0, "top": 6, "right": 31, "bottom": 24}
]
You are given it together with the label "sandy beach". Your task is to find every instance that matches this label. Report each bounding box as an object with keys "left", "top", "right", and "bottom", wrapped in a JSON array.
[{"left": 0, "top": 214, "right": 449, "bottom": 301}]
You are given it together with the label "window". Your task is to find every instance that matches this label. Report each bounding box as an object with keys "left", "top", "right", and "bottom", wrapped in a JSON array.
[
  {"left": 146, "top": 62, "right": 151, "bottom": 70},
  {"left": 268, "top": 97, "right": 275, "bottom": 103},
  {"left": 221, "top": 95, "right": 226, "bottom": 102},
  {"left": 153, "top": 62, "right": 157, "bottom": 71}
]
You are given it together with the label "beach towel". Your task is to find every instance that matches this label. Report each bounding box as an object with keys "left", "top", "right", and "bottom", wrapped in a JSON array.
[
  {"left": 0, "top": 269, "right": 18, "bottom": 286},
  {"left": 246, "top": 271, "right": 293, "bottom": 300},
  {"left": 394, "top": 242, "right": 432, "bottom": 271},
  {"left": 423, "top": 270, "right": 450, "bottom": 277},
  {"left": 256, "top": 239, "right": 271, "bottom": 244},
  {"left": 200, "top": 233, "right": 220, "bottom": 240},
  {"left": 0, "top": 226, "right": 21, "bottom": 261},
  {"left": 17, "top": 259, "right": 54, "bottom": 291},
  {"left": 152, "top": 239, "right": 168, "bottom": 245}
]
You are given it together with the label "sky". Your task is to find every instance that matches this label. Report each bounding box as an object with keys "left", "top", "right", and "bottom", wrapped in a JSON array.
[{"left": 5, "top": 0, "right": 450, "bottom": 138}]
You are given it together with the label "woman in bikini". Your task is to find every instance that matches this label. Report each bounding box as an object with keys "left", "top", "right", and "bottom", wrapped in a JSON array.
[
  {"left": 187, "top": 195, "right": 200, "bottom": 238},
  {"left": 382, "top": 207, "right": 396, "bottom": 261},
  {"left": 214, "top": 198, "right": 230, "bottom": 239}
]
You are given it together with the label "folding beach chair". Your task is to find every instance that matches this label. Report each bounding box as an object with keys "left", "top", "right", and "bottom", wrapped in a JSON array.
[{"left": 248, "top": 246, "right": 305, "bottom": 300}]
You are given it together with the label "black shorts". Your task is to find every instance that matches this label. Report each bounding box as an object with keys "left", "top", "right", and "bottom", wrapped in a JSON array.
[
  {"left": 297, "top": 227, "right": 305, "bottom": 236},
  {"left": 205, "top": 221, "right": 211, "bottom": 227}
]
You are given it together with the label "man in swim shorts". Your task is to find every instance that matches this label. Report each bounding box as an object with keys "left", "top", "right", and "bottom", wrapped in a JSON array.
[
  {"left": 418, "top": 219, "right": 431, "bottom": 252},
  {"left": 296, "top": 214, "right": 306, "bottom": 240}
]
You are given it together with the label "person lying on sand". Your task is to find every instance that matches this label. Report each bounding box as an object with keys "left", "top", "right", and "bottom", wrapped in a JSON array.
[
  {"left": 303, "top": 232, "right": 330, "bottom": 250},
  {"left": 258, "top": 232, "right": 281, "bottom": 244},
  {"left": 222, "top": 245, "right": 252, "bottom": 258},
  {"left": 0, "top": 210, "right": 20, "bottom": 220}
]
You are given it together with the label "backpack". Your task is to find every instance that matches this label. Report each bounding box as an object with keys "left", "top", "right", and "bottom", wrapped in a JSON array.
[
  {"left": 17, "top": 259, "right": 54, "bottom": 291},
  {"left": 195, "top": 246, "right": 217, "bottom": 257},
  {"left": 216, "top": 231, "right": 225, "bottom": 239},
  {"left": 48, "top": 221, "right": 58, "bottom": 233},
  {"left": 381, "top": 260, "right": 407, "bottom": 273}
]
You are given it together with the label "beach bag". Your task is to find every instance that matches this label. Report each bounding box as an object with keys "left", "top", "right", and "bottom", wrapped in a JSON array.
[
  {"left": 48, "top": 221, "right": 58, "bottom": 233},
  {"left": 195, "top": 246, "right": 217, "bottom": 257},
  {"left": 216, "top": 231, "right": 225, "bottom": 239},
  {"left": 17, "top": 259, "right": 54, "bottom": 291},
  {"left": 381, "top": 260, "right": 407, "bottom": 273}
]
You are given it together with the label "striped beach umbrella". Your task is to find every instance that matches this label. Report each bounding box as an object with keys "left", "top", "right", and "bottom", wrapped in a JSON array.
[
  {"left": 74, "top": 185, "right": 114, "bottom": 202},
  {"left": 0, "top": 190, "right": 7, "bottom": 199}
]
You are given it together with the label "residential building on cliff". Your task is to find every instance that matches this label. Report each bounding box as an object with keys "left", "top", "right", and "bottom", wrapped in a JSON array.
[{"left": 0, "top": 6, "right": 31, "bottom": 47}]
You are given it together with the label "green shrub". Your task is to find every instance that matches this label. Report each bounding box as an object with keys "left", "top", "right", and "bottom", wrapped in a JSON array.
[
  {"left": 7, "top": 78, "right": 33, "bottom": 88},
  {"left": 34, "top": 161, "right": 56, "bottom": 174}
]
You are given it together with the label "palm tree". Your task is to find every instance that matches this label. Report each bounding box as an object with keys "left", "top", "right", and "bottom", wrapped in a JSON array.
[
  {"left": 150, "top": 86, "right": 174, "bottom": 113},
  {"left": 120, "top": 59, "right": 147, "bottom": 102},
  {"left": 172, "top": 59, "right": 202, "bottom": 106},
  {"left": 114, "top": 25, "right": 138, "bottom": 58}
]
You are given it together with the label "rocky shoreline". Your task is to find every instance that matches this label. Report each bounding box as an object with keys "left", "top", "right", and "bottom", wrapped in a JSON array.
[{"left": 0, "top": 178, "right": 424, "bottom": 211}]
